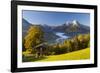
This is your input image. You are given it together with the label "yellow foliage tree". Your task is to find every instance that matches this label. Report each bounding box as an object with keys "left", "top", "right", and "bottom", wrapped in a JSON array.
[{"left": 24, "top": 26, "right": 44, "bottom": 51}]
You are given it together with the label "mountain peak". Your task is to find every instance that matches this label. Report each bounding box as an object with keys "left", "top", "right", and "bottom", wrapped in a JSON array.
[{"left": 72, "top": 20, "right": 80, "bottom": 26}]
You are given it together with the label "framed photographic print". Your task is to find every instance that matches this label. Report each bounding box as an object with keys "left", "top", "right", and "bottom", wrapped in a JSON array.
[{"left": 11, "top": 1, "right": 97, "bottom": 72}]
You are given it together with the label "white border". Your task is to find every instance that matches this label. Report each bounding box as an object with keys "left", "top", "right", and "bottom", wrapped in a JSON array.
[{"left": 17, "top": 5, "right": 94, "bottom": 68}]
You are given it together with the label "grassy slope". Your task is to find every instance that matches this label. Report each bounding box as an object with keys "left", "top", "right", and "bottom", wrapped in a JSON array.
[{"left": 37, "top": 48, "right": 90, "bottom": 62}]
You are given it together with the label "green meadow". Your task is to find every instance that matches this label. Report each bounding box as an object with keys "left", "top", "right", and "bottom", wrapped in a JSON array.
[
  {"left": 37, "top": 48, "right": 90, "bottom": 62},
  {"left": 23, "top": 48, "right": 90, "bottom": 62}
]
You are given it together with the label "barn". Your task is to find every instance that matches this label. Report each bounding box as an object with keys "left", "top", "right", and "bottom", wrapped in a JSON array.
[{"left": 33, "top": 43, "right": 48, "bottom": 58}]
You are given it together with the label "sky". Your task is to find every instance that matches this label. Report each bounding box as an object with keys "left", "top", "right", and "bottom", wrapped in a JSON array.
[{"left": 22, "top": 10, "right": 90, "bottom": 26}]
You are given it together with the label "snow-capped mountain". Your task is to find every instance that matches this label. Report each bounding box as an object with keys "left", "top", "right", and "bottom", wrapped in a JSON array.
[{"left": 72, "top": 20, "right": 80, "bottom": 26}]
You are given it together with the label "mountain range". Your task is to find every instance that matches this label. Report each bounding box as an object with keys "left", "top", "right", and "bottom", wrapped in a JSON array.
[{"left": 22, "top": 18, "right": 90, "bottom": 43}]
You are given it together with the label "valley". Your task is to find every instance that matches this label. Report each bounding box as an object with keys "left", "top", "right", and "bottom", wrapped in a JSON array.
[{"left": 22, "top": 18, "right": 90, "bottom": 44}]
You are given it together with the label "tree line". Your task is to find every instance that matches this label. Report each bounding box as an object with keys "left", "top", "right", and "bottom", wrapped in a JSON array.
[{"left": 48, "top": 33, "right": 90, "bottom": 55}]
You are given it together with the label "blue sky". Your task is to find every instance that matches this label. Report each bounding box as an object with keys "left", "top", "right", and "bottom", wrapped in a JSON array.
[{"left": 22, "top": 10, "right": 90, "bottom": 26}]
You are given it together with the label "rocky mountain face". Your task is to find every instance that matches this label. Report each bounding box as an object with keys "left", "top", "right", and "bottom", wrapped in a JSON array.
[
  {"left": 52, "top": 20, "right": 89, "bottom": 33},
  {"left": 22, "top": 18, "right": 32, "bottom": 37}
]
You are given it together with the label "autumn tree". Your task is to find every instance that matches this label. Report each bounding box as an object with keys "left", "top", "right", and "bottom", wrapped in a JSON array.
[
  {"left": 72, "top": 36, "right": 79, "bottom": 51},
  {"left": 24, "top": 26, "right": 44, "bottom": 52},
  {"left": 78, "top": 34, "right": 90, "bottom": 49},
  {"left": 63, "top": 40, "right": 72, "bottom": 52}
]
